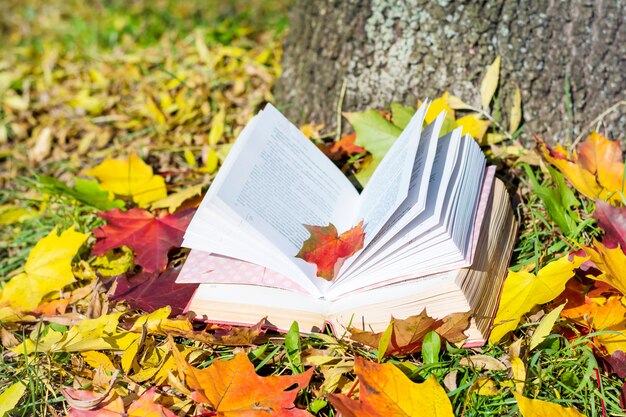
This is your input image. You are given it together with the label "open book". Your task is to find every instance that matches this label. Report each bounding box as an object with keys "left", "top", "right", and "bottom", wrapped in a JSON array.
[{"left": 178, "top": 103, "right": 517, "bottom": 346}]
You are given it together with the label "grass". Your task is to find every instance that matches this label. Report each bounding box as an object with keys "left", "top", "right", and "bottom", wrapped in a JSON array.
[{"left": 1, "top": 1, "right": 624, "bottom": 416}]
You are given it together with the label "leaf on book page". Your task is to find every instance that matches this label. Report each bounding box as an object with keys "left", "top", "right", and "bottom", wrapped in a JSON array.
[
  {"left": 85, "top": 152, "right": 167, "bottom": 207},
  {"left": 350, "top": 310, "right": 470, "bottom": 356},
  {"left": 514, "top": 392, "right": 586, "bottom": 417},
  {"left": 489, "top": 255, "right": 586, "bottom": 344},
  {"left": 93, "top": 208, "right": 195, "bottom": 273},
  {"left": 480, "top": 55, "right": 500, "bottom": 110},
  {"left": 296, "top": 221, "right": 365, "bottom": 281},
  {"left": 343, "top": 110, "right": 402, "bottom": 185},
  {"left": 110, "top": 265, "right": 198, "bottom": 316},
  {"left": 169, "top": 342, "right": 314, "bottom": 416},
  {"left": 0, "top": 226, "right": 88, "bottom": 311},
  {"left": 593, "top": 199, "right": 626, "bottom": 252},
  {"left": 328, "top": 357, "right": 454, "bottom": 417}
]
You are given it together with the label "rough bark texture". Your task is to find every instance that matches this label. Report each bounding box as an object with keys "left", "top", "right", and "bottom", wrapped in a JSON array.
[{"left": 276, "top": 0, "right": 625, "bottom": 143}]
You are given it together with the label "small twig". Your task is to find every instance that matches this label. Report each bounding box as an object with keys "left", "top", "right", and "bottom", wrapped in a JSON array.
[
  {"left": 336, "top": 79, "right": 348, "bottom": 142},
  {"left": 569, "top": 100, "right": 626, "bottom": 152}
]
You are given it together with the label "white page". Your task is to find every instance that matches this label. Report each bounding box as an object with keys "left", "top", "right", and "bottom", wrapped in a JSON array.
[
  {"left": 210, "top": 104, "right": 359, "bottom": 280},
  {"left": 353, "top": 102, "right": 428, "bottom": 245},
  {"left": 336, "top": 128, "right": 462, "bottom": 283},
  {"left": 341, "top": 113, "right": 443, "bottom": 275}
]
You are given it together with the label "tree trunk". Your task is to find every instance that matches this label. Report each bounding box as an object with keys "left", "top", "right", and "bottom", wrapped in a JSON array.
[{"left": 276, "top": 0, "right": 625, "bottom": 144}]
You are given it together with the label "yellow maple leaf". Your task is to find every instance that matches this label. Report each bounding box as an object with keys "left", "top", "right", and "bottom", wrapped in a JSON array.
[
  {"left": 456, "top": 113, "right": 491, "bottom": 142},
  {"left": 514, "top": 392, "right": 586, "bottom": 417},
  {"left": 0, "top": 227, "right": 88, "bottom": 311},
  {"left": 149, "top": 184, "right": 202, "bottom": 213},
  {"left": 13, "top": 312, "right": 138, "bottom": 355},
  {"left": 328, "top": 357, "right": 454, "bottom": 417},
  {"left": 583, "top": 241, "right": 626, "bottom": 295},
  {"left": 490, "top": 255, "right": 586, "bottom": 343},
  {"left": 424, "top": 91, "right": 455, "bottom": 124},
  {"left": 85, "top": 153, "right": 167, "bottom": 207}
]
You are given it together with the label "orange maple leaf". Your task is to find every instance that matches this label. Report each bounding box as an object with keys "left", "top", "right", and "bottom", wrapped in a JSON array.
[
  {"left": 536, "top": 132, "right": 624, "bottom": 204},
  {"left": 330, "top": 133, "right": 367, "bottom": 157},
  {"left": 296, "top": 221, "right": 365, "bottom": 280},
  {"left": 170, "top": 339, "right": 314, "bottom": 416},
  {"left": 328, "top": 357, "right": 454, "bottom": 417}
]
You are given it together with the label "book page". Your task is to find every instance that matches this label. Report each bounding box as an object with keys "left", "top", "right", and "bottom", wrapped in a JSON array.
[
  {"left": 342, "top": 113, "right": 443, "bottom": 274},
  {"left": 354, "top": 102, "right": 428, "bottom": 244},
  {"left": 213, "top": 104, "right": 359, "bottom": 276}
]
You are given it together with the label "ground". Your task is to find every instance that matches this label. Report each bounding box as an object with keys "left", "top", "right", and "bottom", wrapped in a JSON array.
[{"left": 0, "top": 1, "right": 625, "bottom": 416}]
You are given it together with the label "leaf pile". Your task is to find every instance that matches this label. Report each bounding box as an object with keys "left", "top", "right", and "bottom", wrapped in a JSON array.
[{"left": 0, "top": 7, "right": 625, "bottom": 417}]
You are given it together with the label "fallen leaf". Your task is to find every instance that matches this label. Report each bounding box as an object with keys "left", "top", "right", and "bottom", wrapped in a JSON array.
[
  {"left": 529, "top": 303, "right": 566, "bottom": 350},
  {"left": 424, "top": 92, "right": 454, "bottom": 123},
  {"left": 91, "top": 247, "right": 135, "bottom": 277},
  {"left": 490, "top": 255, "right": 586, "bottom": 343},
  {"left": 471, "top": 377, "right": 499, "bottom": 396},
  {"left": 456, "top": 113, "right": 491, "bottom": 142},
  {"left": 390, "top": 102, "right": 416, "bottom": 130},
  {"left": 0, "top": 226, "right": 88, "bottom": 311},
  {"left": 0, "top": 382, "right": 26, "bottom": 417},
  {"left": 208, "top": 106, "right": 225, "bottom": 146},
  {"left": 509, "top": 85, "right": 522, "bottom": 133},
  {"left": 329, "top": 133, "right": 366, "bottom": 158},
  {"left": 343, "top": 110, "right": 402, "bottom": 185},
  {"left": 602, "top": 350, "right": 626, "bottom": 378},
  {"left": 92, "top": 208, "right": 194, "bottom": 273},
  {"left": 184, "top": 318, "right": 267, "bottom": 346},
  {"left": 0, "top": 205, "right": 37, "bottom": 225},
  {"left": 349, "top": 310, "right": 469, "bottom": 356},
  {"left": 583, "top": 241, "right": 626, "bottom": 295},
  {"left": 514, "top": 392, "right": 585, "bottom": 417},
  {"left": 13, "top": 312, "right": 138, "bottom": 355},
  {"left": 480, "top": 56, "right": 500, "bottom": 110},
  {"left": 37, "top": 176, "right": 125, "bottom": 211},
  {"left": 85, "top": 153, "right": 167, "bottom": 207},
  {"left": 593, "top": 199, "right": 626, "bottom": 251},
  {"left": 459, "top": 355, "right": 507, "bottom": 371},
  {"left": 171, "top": 344, "right": 314, "bottom": 416},
  {"left": 328, "top": 357, "right": 454, "bottom": 417},
  {"left": 510, "top": 355, "right": 526, "bottom": 393},
  {"left": 64, "top": 386, "right": 176, "bottom": 417},
  {"left": 296, "top": 221, "right": 365, "bottom": 280},
  {"left": 110, "top": 266, "right": 198, "bottom": 315},
  {"left": 537, "top": 133, "right": 624, "bottom": 204},
  {"left": 125, "top": 387, "right": 177, "bottom": 417},
  {"left": 149, "top": 184, "right": 203, "bottom": 213}
]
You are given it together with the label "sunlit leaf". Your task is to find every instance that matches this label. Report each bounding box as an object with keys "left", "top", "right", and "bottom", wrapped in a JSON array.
[{"left": 480, "top": 56, "right": 500, "bottom": 110}]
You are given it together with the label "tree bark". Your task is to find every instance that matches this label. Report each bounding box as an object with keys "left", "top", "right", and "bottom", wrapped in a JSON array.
[{"left": 276, "top": 0, "right": 626, "bottom": 144}]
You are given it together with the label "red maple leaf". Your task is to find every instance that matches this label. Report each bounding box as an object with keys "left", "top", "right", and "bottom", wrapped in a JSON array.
[
  {"left": 329, "top": 132, "right": 367, "bottom": 157},
  {"left": 109, "top": 265, "right": 198, "bottom": 315},
  {"left": 92, "top": 208, "right": 194, "bottom": 273},
  {"left": 295, "top": 220, "right": 365, "bottom": 280}
]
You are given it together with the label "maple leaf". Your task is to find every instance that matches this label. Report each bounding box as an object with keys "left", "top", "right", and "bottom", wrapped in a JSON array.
[
  {"left": 110, "top": 265, "right": 198, "bottom": 315},
  {"left": 92, "top": 208, "right": 194, "bottom": 273},
  {"left": 602, "top": 350, "right": 626, "bottom": 378},
  {"left": 296, "top": 221, "right": 365, "bottom": 280},
  {"left": 184, "top": 318, "right": 268, "bottom": 346},
  {"left": 85, "top": 153, "right": 167, "bottom": 207},
  {"left": 514, "top": 392, "right": 585, "bottom": 417},
  {"left": 0, "top": 226, "right": 88, "bottom": 311},
  {"left": 537, "top": 133, "right": 624, "bottom": 204},
  {"left": 593, "top": 199, "right": 626, "bottom": 251},
  {"left": 329, "top": 133, "right": 366, "bottom": 158},
  {"left": 349, "top": 311, "right": 470, "bottom": 356},
  {"left": 170, "top": 343, "right": 314, "bottom": 416},
  {"left": 328, "top": 357, "right": 454, "bottom": 417},
  {"left": 583, "top": 240, "right": 626, "bottom": 295},
  {"left": 490, "top": 255, "right": 587, "bottom": 343}
]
